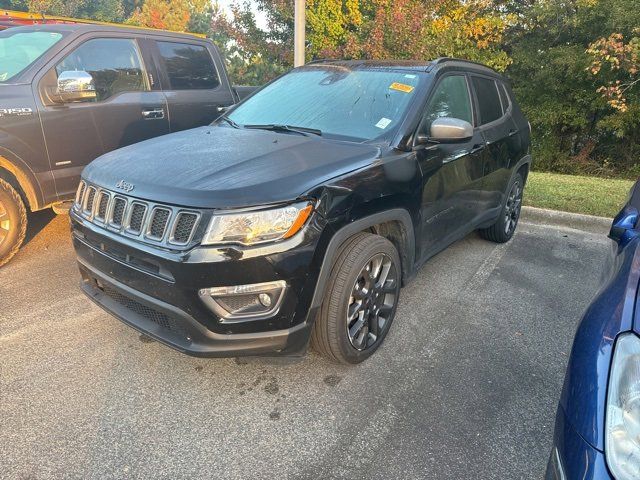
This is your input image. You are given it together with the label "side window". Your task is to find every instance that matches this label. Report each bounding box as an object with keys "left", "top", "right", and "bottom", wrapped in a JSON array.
[
  {"left": 55, "top": 38, "right": 147, "bottom": 102},
  {"left": 156, "top": 41, "right": 219, "bottom": 90},
  {"left": 498, "top": 82, "right": 511, "bottom": 113},
  {"left": 471, "top": 76, "right": 502, "bottom": 125},
  {"left": 420, "top": 75, "right": 473, "bottom": 133}
]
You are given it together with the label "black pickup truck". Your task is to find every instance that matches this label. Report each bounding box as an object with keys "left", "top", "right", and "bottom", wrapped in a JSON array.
[{"left": 0, "top": 23, "right": 252, "bottom": 266}]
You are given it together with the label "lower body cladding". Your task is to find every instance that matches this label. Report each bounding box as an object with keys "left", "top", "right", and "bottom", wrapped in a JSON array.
[
  {"left": 70, "top": 212, "right": 324, "bottom": 357},
  {"left": 545, "top": 406, "right": 612, "bottom": 480}
]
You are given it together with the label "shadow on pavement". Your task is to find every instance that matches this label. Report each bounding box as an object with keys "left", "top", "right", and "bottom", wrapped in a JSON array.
[{"left": 24, "top": 209, "right": 57, "bottom": 246}]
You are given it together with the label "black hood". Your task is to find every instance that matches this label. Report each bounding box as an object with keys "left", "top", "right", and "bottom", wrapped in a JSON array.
[{"left": 83, "top": 126, "right": 380, "bottom": 209}]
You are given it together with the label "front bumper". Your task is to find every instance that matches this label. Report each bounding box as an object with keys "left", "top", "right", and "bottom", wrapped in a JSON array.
[
  {"left": 546, "top": 406, "right": 612, "bottom": 480},
  {"left": 71, "top": 210, "right": 327, "bottom": 357}
]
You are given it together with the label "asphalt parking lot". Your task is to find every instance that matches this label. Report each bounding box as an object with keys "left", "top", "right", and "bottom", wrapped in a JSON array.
[{"left": 0, "top": 210, "right": 610, "bottom": 480}]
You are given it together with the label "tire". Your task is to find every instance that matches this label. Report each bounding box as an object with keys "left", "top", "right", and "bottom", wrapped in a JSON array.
[
  {"left": 0, "top": 178, "right": 27, "bottom": 268},
  {"left": 479, "top": 172, "right": 524, "bottom": 243},
  {"left": 311, "top": 232, "right": 402, "bottom": 364}
]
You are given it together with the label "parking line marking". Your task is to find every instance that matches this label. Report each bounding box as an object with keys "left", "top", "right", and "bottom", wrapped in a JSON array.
[{"left": 464, "top": 239, "right": 511, "bottom": 293}]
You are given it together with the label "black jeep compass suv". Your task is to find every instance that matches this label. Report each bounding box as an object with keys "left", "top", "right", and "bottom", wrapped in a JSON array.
[{"left": 70, "top": 58, "right": 531, "bottom": 364}]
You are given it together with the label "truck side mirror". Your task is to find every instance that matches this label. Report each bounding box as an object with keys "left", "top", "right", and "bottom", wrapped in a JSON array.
[{"left": 54, "top": 71, "right": 97, "bottom": 104}]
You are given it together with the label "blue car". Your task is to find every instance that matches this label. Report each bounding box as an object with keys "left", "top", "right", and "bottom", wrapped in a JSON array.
[{"left": 547, "top": 180, "right": 640, "bottom": 480}]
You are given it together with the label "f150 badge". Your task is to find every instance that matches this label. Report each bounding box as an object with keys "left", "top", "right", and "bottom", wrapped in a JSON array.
[
  {"left": 115, "top": 180, "right": 135, "bottom": 193},
  {"left": 0, "top": 107, "right": 33, "bottom": 117}
]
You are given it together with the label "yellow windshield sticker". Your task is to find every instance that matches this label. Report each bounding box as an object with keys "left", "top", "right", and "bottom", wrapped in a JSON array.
[{"left": 390, "top": 82, "right": 415, "bottom": 93}]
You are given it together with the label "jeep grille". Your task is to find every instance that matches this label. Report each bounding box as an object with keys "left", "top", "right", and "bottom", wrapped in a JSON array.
[{"left": 73, "top": 181, "right": 201, "bottom": 248}]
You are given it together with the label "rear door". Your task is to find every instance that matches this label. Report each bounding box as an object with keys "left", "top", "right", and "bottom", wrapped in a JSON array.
[
  {"left": 151, "top": 39, "right": 235, "bottom": 132},
  {"left": 469, "top": 75, "right": 517, "bottom": 211},
  {"left": 36, "top": 35, "right": 170, "bottom": 199}
]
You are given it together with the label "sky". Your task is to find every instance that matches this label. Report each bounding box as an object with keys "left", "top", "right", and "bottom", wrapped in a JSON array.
[{"left": 215, "top": 0, "right": 268, "bottom": 28}]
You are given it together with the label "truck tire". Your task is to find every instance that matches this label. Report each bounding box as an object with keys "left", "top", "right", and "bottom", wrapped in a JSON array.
[
  {"left": 311, "top": 232, "right": 401, "bottom": 364},
  {"left": 0, "top": 178, "right": 27, "bottom": 268},
  {"left": 479, "top": 172, "right": 524, "bottom": 243}
]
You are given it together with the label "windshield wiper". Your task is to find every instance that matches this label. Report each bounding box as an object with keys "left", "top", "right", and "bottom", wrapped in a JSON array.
[
  {"left": 244, "top": 124, "right": 322, "bottom": 137},
  {"left": 218, "top": 114, "right": 241, "bottom": 129}
]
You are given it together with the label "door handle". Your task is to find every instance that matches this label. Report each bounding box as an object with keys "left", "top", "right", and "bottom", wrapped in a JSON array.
[
  {"left": 142, "top": 108, "right": 165, "bottom": 120},
  {"left": 508, "top": 129, "right": 519, "bottom": 137}
]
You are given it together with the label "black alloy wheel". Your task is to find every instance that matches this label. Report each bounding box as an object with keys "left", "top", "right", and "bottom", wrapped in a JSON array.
[
  {"left": 311, "top": 232, "right": 402, "bottom": 364},
  {"left": 504, "top": 178, "right": 523, "bottom": 237},
  {"left": 346, "top": 252, "right": 398, "bottom": 351}
]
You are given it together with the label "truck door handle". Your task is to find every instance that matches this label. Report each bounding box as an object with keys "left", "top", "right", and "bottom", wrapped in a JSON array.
[
  {"left": 508, "top": 129, "right": 519, "bottom": 137},
  {"left": 142, "top": 108, "right": 165, "bottom": 120}
]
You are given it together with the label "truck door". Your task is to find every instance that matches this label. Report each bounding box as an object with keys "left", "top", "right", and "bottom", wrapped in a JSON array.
[
  {"left": 36, "top": 36, "right": 170, "bottom": 200},
  {"left": 151, "top": 39, "right": 236, "bottom": 132}
]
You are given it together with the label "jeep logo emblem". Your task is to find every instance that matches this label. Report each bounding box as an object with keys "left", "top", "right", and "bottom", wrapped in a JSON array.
[{"left": 115, "top": 180, "right": 135, "bottom": 193}]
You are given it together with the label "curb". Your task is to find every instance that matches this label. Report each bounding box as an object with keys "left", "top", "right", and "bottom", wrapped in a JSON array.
[{"left": 520, "top": 206, "right": 611, "bottom": 235}]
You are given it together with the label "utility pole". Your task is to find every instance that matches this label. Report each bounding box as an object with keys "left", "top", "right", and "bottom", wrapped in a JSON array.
[{"left": 294, "top": 0, "right": 305, "bottom": 67}]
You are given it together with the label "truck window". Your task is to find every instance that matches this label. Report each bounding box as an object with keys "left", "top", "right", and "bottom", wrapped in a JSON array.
[
  {"left": 471, "top": 76, "right": 503, "bottom": 125},
  {"left": 420, "top": 75, "right": 473, "bottom": 133},
  {"left": 55, "top": 38, "right": 147, "bottom": 102},
  {"left": 0, "top": 30, "right": 63, "bottom": 82},
  {"left": 156, "top": 41, "right": 219, "bottom": 90}
]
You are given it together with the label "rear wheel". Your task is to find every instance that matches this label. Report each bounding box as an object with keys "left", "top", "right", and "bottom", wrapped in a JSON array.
[
  {"left": 311, "top": 232, "right": 401, "bottom": 364},
  {"left": 479, "top": 173, "right": 523, "bottom": 243},
  {"left": 0, "top": 178, "right": 27, "bottom": 268}
]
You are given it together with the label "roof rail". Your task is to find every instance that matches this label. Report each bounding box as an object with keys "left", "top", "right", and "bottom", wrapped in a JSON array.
[
  {"left": 432, "top": 57, "right": 497, "bottom": 71},
  {"left": 306, "top": 58, "right": 336, "bottom": 65}
]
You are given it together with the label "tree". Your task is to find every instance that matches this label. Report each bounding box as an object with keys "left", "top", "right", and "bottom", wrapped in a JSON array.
[
  {"left": 127, "top": 0, "right": 209, "bottom": 32},
  {"left": 501, "top": 0, "right": 640, "bottom": 175},
  {"left": 212, "top": 0, "right": 513, "bottom": 83},
  {"left": 588, "top": 31, "right": 640, "bottom": 112},
  {"left": 22, "top": 0, "right": 126, "bottom": 22}
]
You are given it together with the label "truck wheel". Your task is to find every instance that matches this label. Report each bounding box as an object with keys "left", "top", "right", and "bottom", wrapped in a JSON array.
[
  {"left": 479, "top": 172, "right": 524, "bottom": 243},
  {"left": 0, "top": 178, "right": 27, "bottom": 268},
  {"left": 311, "top": 232, "right": 401, "bottom": 364}
]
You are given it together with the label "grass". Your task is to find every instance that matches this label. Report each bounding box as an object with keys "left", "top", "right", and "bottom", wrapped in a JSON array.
[{"left": 524, "top": 171, "right": 635, "bottom": 218}]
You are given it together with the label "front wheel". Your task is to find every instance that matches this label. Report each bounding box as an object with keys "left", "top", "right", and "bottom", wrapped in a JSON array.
[
  {"left": 479, "top": 173, "right": 524, "bottom": 243},
  {"left": 311, "top": 232, "right": 401, "bottom": 364},
  {"left": 0, "top": 178, "right": 27, "bottom": 268}
]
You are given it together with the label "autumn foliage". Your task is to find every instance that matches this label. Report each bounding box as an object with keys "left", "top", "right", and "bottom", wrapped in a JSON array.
[
  {"left": 3, "top": 0, "right": 639, "bottom": 177},
  {"left": 588, "top": 31, "right": 640, "bottom": 112}
]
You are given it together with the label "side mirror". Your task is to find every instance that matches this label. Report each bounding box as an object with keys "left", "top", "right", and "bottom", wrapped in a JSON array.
[
  {"left": 54, "top": 71, "right": 96, "bottom": 104},
  {"left": 609, "top": 206, "right": 639, "bottom": 246},
  {"left": 430, "top": 117, "right": 473, "bottom": 143}
]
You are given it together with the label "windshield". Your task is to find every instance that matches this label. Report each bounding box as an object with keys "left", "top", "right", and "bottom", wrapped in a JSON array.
[
  {"left": 227, "top": 66, "right": 423, "bottom": 141},
  {"left": 0, "top": 30, "right": 64, "bottom": 82}
]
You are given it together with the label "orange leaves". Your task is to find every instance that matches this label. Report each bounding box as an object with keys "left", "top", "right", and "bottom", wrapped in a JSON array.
[
  {"left": 587, "top": 33, "right": 640, "bottom": 111},
  {"left": 127, "top": 0, "right": 205, "bottom": 32}
]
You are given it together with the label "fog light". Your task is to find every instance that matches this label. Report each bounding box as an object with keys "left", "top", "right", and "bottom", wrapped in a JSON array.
[
  {"left": 198, "top": 280, "right": 286, "bottom": 322},
  {"left": 258, "top": 293, "right": 272, "bottom": 307}
]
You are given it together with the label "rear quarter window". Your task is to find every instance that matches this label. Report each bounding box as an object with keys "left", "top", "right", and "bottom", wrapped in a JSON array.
[
  {"left": 157, "top": 41, "right": 219, "bottom": 90},
  {"left": 497, "top": 82, "right": 511, "bottom": 113},
  {"left": 471, "top": 76, "right": 503, "bottom": 125}
]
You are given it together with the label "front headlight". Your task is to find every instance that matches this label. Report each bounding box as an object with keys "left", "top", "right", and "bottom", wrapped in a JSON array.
[
  {"left": 202, "top": 202, "right": 313, "bottom": 246},
  {"left": 606, "top": 333, "right": 640, "bottom": 480}
]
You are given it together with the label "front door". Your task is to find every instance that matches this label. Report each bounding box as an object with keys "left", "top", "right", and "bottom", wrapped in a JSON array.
[
  {"left": 37, "top": 36, "right": 170, "bottom": 199},
  {"left": 415, "top": 73, "right": 486, "bottom": 259}
]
